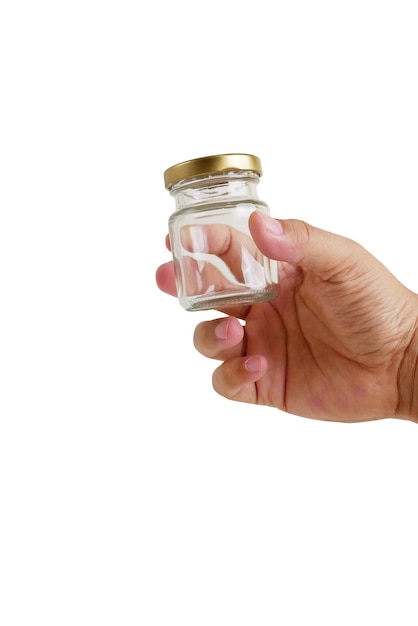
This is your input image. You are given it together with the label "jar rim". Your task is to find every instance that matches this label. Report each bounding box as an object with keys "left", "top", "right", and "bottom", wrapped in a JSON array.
[{"left": 163, "top": 153, "right": 262, "bottom": 190}]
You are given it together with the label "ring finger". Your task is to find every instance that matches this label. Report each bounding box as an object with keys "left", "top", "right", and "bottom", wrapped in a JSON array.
[{"left": 193, "top": 316, "right": 246, "bottom": 361}]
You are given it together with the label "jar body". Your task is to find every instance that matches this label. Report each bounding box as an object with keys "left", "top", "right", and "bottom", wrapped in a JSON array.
[{"left": 167, "top": 171, "right": 280, "bottom": 311}]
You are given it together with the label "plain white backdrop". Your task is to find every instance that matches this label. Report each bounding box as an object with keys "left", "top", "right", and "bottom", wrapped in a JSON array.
[{"left": 1, "top": 1, "right": 418, "bottom": 624}]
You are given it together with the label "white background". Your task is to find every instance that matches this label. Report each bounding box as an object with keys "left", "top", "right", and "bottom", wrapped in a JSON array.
[{"left": 1, "top": 1, "right": 418, "bottom": 624}]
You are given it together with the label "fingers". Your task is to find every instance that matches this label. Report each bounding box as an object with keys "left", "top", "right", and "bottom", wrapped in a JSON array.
[
  {"left": 159, "top": 212, "right": 367, "bottom": 300},
  {"left": 179, "top": 223, "right": 258, "bottom": 260},
  {"left": 155, "top": 262, "right": 177, "bottom": 297},
  {"left": 212, "top": 355, "right": 268, "bottom": 403},
  {"left": 193, "top": 316, "right": 245, "bottom": 360},
  {"left": 178, "top": 223, "right": 264, "bottom": 287},
  {"left": 249, "top": 211, "right": 367, "bottom": 279},
  {"left": 194, "top": 317, "right": 268, "bottom": 402}
]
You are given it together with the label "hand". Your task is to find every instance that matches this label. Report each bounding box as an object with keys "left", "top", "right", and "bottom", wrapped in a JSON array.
[{"left": 156, "top": 211, "right": 418, "bottom": 423}]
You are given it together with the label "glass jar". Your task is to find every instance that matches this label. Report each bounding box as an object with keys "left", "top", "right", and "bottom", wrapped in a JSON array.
[{"left": 163, "top": 153, "right": 280, "bottom": 312}]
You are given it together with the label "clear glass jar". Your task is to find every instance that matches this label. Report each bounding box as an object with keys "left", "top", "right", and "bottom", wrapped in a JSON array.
[{"left": 164, "top": 153, "right": 280, "bottom": 311}]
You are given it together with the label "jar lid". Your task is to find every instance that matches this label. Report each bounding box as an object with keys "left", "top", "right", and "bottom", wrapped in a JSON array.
[{"left": 163, "top": 153, "right": 262, "bottom": 189}]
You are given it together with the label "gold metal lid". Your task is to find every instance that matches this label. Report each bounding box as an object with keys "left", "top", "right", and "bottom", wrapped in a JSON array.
[{"left": 163, "top": 153, "right": 262, "bottom": 189}]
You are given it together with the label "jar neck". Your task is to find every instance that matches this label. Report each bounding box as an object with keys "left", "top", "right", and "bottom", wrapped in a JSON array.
[{"left": 169, "top": 171, "right": 261, "bottom": 210}]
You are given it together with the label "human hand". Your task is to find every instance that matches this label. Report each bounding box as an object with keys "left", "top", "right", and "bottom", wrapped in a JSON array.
[{"left": 156, "top": 211, "right": 418, "bottom": 423}]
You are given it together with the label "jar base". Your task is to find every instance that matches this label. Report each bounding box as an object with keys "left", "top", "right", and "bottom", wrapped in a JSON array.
[{"left": 181, "top": 287, "right": 280, "bottom": 312}]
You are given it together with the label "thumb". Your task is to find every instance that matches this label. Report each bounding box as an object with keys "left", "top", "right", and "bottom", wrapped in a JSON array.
[{"left": 249, "top": 211, "right": 365, "bottom": 277}]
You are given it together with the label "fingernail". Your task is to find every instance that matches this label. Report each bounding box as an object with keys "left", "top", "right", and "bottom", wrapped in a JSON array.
[
  {"left": 244, "top": 356, "right": 263, "bottom": 373},
  {"left": 262, "top": 213, "right": 284, "bottom": 237},
  {"left": 215, "top": 319, "right": 229, "bottom": 340}
]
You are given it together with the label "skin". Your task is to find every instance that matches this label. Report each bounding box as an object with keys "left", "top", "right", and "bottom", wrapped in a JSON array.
[{"left": 156, "top": 211, "right": 418, "bottom": 423}]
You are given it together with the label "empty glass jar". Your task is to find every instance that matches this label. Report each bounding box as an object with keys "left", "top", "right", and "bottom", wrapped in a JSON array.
[{"left": 164, "top": 153, "right": 280, "bottom": 311}]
